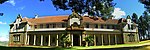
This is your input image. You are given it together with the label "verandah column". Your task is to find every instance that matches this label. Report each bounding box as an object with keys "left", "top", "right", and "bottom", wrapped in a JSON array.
[
  {"left": 48, "top": 34, "right": 51, "bottom": 46},
  {"left": 41, "top": 35, "right": 43, "bottom": 46},
  {"left": 115, "top": 34, "right": 117, "bottom": 45},
  {"left": 94, "top": 34, "right": 96, "bottom": 46},
  {"left": 27, "top": 35, "right": 30, "bottom": 45},
  {"left": 72, "top": 34, "right": 73, "bottom": 46},
  {"left": 108, "top": 34, "right": 111, "bottom": 45},
  {"left": 79, "top": 34, "right": 81, "bottom": 46},
  {"left": 56, "top": 34, "right": 58, "bottom": 46},
  {"left": 33, "top": 35, "right": 36, "bottom": 45},
  {"left": 101, "top": 34, "right": 104, "bottom": 46}
]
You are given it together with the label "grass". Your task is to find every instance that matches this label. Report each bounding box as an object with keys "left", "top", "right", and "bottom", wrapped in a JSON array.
[
  {"left": 0, "top": 40, "right": 150, "bottom": 50},
  {"left": 72, "top": 40, "right": 150, "bottom": 50}
]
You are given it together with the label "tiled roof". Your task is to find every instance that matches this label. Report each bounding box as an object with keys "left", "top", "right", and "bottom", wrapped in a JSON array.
[{"left": 21, "top": 16, "right": 119, "bottom": 25}]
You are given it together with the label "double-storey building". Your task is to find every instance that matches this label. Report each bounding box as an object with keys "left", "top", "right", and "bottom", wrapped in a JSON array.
[{"left": 9, "top": 14, "right": 139, "bottom": 47}]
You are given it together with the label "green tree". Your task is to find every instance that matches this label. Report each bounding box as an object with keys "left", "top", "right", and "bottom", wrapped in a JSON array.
[
  {"left": 138, "top": 15, "right": 149, "bottom": 40},
  {"left": 60, "top": 33, "right": 72, "bottom": 47},
  {"left": 0, "top": 0, "right": 8, "bottom": 16},
  {"left": 0, "top": 0, "right": 8, "bottom": 4},
  {"left": 139, "top": 0, "right": 150, "bottom": 13},
  {"left": 131, "top": 13, "right": 138, "bottom": 24},
  {"left": 50, "top": 0, "right": 116, "bottom": 19},
  {"left": 84, "top": 36, "right": 94, "bottom": 46}
]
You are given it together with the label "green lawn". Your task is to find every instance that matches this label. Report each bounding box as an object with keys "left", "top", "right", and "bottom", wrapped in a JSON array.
[{"left": 0, "top": 40, "right": 150, "bottom": 50}]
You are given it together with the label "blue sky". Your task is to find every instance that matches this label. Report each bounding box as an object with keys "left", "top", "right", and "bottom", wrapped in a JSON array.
[{"left": 0, "top": 0, "right": 145, "bottom": 41}]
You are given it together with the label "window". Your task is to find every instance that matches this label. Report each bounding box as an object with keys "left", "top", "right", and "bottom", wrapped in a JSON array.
[
  {"left": 128, "top": 34, "right": 135, "bottom": 42},
  {"left": 13, "top": 35, "right": 20, "bottom": 42},
  {"left": 40, "top": 24, "right": 43, "bottom": 28},
  {"left": 107, "top": 25, "right": 110, "bottom": 29},
  {"left": 86, "top": 23, "right": 89, "bottom": 28},
  {"left": 46, "top": 24, "right": 49, "bottom": 28},
  {"left": 95, "top": 24, "right": 98, "bottom": 28},
  {"left": 53, "top": 23, "right": 56, "bottom": 28},
  {"left": 128, "top": 24, "right": 130, "bottom": 30},
  {"left": 100, "top": 24, "right": 104, "bottom": 28},
  {"left": 34, "top": 25, "right": 37, "bottom": 29},
  {"left": 131, "top": 25, "right": 134, "bottom": 30},
  {"left": 112, "top": 25, "right": 115, "bottom": 29},
  {"left": 62, "top": 23, "right": 66, "bottom": 28}
]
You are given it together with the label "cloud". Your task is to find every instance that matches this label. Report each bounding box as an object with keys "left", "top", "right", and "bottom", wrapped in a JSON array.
[
  {"left": 0, "top": 21, "right": 6, "bottom": 24},
  {"left": 16, "top": 6, "right": 25, "bottom": 10},
  {"left": 7, "top": 0, "right": 16, "bottom": 6},
  {"left": 112, "top": 8, "right": 126, "bottom": 19},
  {"left": 0, "top": 36, "right": 8, "bottom": 41}
]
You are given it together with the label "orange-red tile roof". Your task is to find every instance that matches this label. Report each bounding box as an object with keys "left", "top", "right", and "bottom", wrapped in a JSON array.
[{"left": 21, "top": 16, "right": 119, "bottom": 25}]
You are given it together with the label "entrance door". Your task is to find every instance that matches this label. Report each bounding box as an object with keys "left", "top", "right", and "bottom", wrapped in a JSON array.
[{"left": 73, "top": 34, "right": 80, "bottom": 46}]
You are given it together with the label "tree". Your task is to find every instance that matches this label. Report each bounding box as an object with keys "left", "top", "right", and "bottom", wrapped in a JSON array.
[
  {"left": 139, "top": 0, "right": 150, "bottom": 13},
  {"left": 51, "top": 0, "right": 116, "bottom": 19},
  {"left": 131, "top": 13, "right": 138, "bottom": 24},
  {"left": 84, "top": 36, "right": 94, "bottom": 46},
  {"left": 138, "top": 15, "right": 149, "bottom": 40},
  {"left": 0, "top": 0, "right": 8, "bottom": 16},
  {"left": 60, "top": 32, "right": 72, "bottom": 47},
  {"left": 0, "top": 0, "right": 8, "bottom": 4}
]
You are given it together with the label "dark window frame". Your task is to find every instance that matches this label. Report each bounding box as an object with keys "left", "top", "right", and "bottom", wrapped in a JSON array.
[
  {"left": 46, "top": 24, "right": 49, "bottom": 28},
  {"left": 95, "top": 24, "right": 98, "bottom": 28},
  {"left": 53, "top": 23, "right": 56, "bottom": 28},
  {"left": 34, "top": 25, "right": 37, "bottom": 29},
  {"left": 13, "top": 35, "right": 20, "bottom": 42},
  {"left": 100, "top": 24, "right": 104, "bottom": 28},
  {"left": 86, "top": 23, "right": 89, "bottom": 28},
  {"left": 40, "top": 24, "right": 43, "bottom": 28}
]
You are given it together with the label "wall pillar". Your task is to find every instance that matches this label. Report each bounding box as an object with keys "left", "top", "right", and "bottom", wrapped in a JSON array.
[
  {"left": 94, "top": 34, "right": 96, "bottom": 46},
  {"left": 40, "top": 35, "right": 43, "bottom": 46},
  {"left": 48, "top": 34, "right": 51, "bottom": 46},
  {"left": 115, "top": 34, "right": 117, "bottom": 45},
  {"left": 80, "top": 34, "right": 81, "bottom": 46},
  {"left": 108, "top": 34, "right": 111, "bottom": 45},
  {"left": 102, "top": 34, "right": 104, "bottom": 46},
  {"left": 56, "top": 34, "right": 58, "bottom": 46},
  {"left": 71, "top": 34, "right": 73, "bottom": 46},
  {"left": 27, "top": 35, "right": 30, "bottom": 45},
  {"left": 33, "top": 35, "right": 36, "bottom": 45}
]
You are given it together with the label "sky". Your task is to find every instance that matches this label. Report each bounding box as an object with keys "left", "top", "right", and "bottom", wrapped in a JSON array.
[{"left": 0, "top": 0, "right": 145, "bottom": 41}]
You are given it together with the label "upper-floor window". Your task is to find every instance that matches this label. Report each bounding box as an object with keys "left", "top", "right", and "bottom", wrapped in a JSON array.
[
  {"left": 128, "top": 24, "right": 130, "bottom": 30},
  {"left": 95, "top": 24, "right": 98, "bottom": 28},
  {"left": 62, "top": 23, "right": 67, "bottom": 28},
  {"left": 86, "top": 23, "right": 89, "bottom": 28},
  {"left": 46, "top": 24, "right": 49, "bottom": 28},
  {"left": 131, "top": 25, "right": 134, "bottom": 30},
  {"left": 34, "top": 25, "right": 37, "bottom": 29},
  {"left": 100, "top": 24, "right": 104, "bottom": 28},
  {"left": 53, "top": 23, "right": 56, "bottom": 28},
  {"left": 40, "top": 24, "right": 43, "bottom": 28},
  {"left": 107, "top": 25, "right": 110, "bottom": 29}
]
